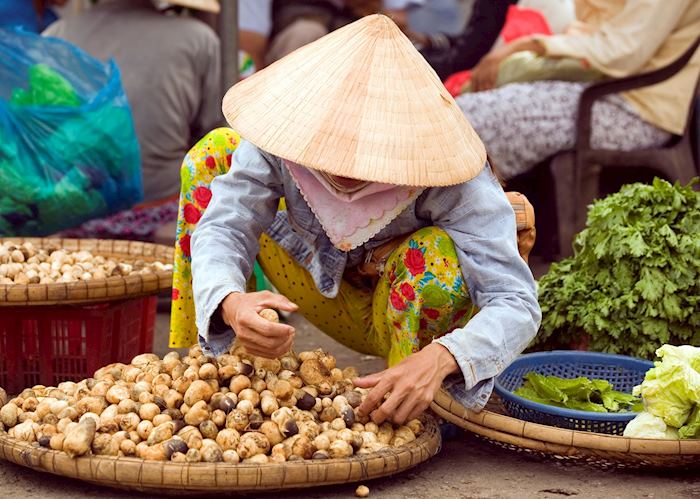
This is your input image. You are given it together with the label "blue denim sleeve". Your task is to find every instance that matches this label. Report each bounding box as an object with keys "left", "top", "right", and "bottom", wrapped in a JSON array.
[
  {"left": 191, "top": 140, "right": 283, "bottom": 356},
  {"left": 420, "top": 164, "right": 541, "bottom": 411}
]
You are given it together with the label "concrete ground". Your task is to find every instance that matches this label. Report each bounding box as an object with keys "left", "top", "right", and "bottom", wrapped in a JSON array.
[{"left": 1, "top": 312, "right": 698, "bottom": 498}]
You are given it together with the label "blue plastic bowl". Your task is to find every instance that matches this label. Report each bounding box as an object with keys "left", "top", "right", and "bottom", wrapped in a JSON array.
[{"left": 494, "top": 351, "right": 654, "bottom": 435}]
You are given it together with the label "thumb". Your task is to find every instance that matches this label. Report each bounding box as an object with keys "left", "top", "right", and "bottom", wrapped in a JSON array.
[{"left": 353, "top": 371, "right": 384, "bottom": 388}]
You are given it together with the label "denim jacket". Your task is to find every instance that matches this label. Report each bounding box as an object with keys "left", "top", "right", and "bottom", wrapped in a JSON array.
[{"left": 191, "top": 140, "right": 541, "bottom": 411}]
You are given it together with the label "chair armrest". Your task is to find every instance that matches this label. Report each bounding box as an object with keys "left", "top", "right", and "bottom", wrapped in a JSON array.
[{"left": 576, "top": 34, "right": 700, "bottom": 150}]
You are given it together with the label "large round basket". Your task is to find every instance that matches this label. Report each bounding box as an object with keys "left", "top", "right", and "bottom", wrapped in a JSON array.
[
  {"left": 431, "top": 389, "right": 700, "bottom": 470},
  {"left": 0, "top": 415, "right": 441, "bottom": 494},
  {"left": 0, "top": 238, "right": 173, "bottom": 306}
]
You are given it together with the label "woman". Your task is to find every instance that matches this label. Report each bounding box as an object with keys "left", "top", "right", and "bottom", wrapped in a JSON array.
[
  {"left": 179, "top": 15, "right": 541, "bottom": 425},
  {"left": 457, "top": 0, "right": 700, "bottom": 180}
]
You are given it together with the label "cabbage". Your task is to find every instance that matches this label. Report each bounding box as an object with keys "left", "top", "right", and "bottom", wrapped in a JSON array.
[
  {"left": 634, "top": 345, "right": 700, "bottom": 428},
  {"left": 623, "top": 412, "right": 679, "bottom": 439},
  {"left": 679, "top": 405, "right": 700, "bottom": 439}
]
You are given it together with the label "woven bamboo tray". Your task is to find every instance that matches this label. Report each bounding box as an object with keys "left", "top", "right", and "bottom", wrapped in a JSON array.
[
  {"left": 0, "top": 238, "right": 173, "bottom": 306},
  {"left": 431, "top": 389, "right": 700, "bottom": 470},
  {"left": 0, "top": 415, "right": 440, "bottom": 494}
]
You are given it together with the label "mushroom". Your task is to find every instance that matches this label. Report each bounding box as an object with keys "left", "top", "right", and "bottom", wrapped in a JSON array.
[
  {"left": 229, "top": 375, "right": 251, "bottom": 395},
  {"left": 328, "top": 439, "right": 353, "bottom": 458},
  {"left": 201, "top": 439, "right": 224, "bottom": 462},
  {"left": 222, "top": 449, "right": 240, "bottom": 463},
  {"left": 183, "top": 380, "right": 215, "bottom": 407},
  {"left": 215, "top": 428, "right": 240, "bottom": 451},
  {"left": 49, "top": 433, "right": 65, "bottom": 451},
  {"left": 185, "top": 448, "right": 202, "bottom": 462},
  {"left": 218, "top": 396, "right": 237, "bottom": 415},
  {"left": 182, "top": 400, "right": 209, "bottom": 426},
  {"left": 63, "top": 418, "right": 96, "bottom": 457},
  {"left": 138, "top": 402, "right": 161, "bottom": 422},
  {"left": 199, "top": 419, "right": 219, "bottom": 440},
  {"left": 225, "top": 409, "right": 249, "bottom": 432},
  {"left": 271, "top": 407, "right": 298, "bottom": 438},
  {"left": 0, "top": 403, "right": 19, "bottom": 427},
  {"left": 11, "top": 421, "right": 36, "bottom": 442},
  {"left": 377, "top": 423, "right": 394, "bottom": 445},
  {"left": 147, "top": 421, "right": 175, "bottom": 445},
  {"left": 290, "top": 435, "right": 314, "bottom": 459},
  {"left": 236, "top": 432, "right": 270, "bottom": 459},
  {"left": 406, "top": 419, "right": 424, "bottom": 436},
  {"left": 259, "top": 421, "right": 284, "bottom": 447}
]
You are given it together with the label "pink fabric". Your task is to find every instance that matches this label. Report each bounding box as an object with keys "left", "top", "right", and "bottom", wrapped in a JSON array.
[{"left": 284, "top": 160, "right": 423, "bottom": 251}]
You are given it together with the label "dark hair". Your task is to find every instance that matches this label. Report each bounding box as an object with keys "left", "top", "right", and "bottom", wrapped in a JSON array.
[{"left": 486, "top": 154, "right": 506, "bottom": 187}]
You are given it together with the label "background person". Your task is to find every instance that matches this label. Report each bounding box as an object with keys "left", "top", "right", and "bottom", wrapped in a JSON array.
[
  {"left": 455, "top": 0, "right": 699, "bottom": 180},
  {"left": 44, "top": 0, "right": 221, "bottom": 240}
]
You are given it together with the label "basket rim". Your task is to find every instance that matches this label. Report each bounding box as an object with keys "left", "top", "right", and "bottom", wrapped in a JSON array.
[
  {"left": 494, "top": 350, "right": 654, "bottom": 422},
  {"left": 0, "top": 237, "right": 174, "bottom": 306},
  {"left": 432, "top": 388, "right": 700, "bottom": 455}
]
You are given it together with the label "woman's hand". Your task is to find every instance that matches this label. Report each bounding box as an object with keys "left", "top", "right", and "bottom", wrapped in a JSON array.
[
  {"left": 470, "top": 37, "right": 546, "bottom": 92},
  {"left": 354, "top": 343, "right": 459, "bottom": 425},
  {"left": 220, "top": 291, "right": 298, "bottom": 358},
  {"left": 470, "top": 43, "right": 514, "bottom": 92}
]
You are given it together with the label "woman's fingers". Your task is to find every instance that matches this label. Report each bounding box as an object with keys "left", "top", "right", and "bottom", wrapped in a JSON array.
[
  {"left": 352, "top": 371, "right": 384, "bottom": 388},
  {"left": 256, "top": 291, "right": 299, "bottom": 312},
  {"left": 405, "top": 403, "right": 427, "bottom": 424},
  {"left": 371, "top": 388, "right": 406, "bottom": 424},
  {"left": 357, "top": 377, "right": 392, "bottom": 418},
  {"left": 393, "top": 396, "right": 423, "bottom": 425},
  {"left": 245, "top": 311, "right": 296, "bottom": 338}
]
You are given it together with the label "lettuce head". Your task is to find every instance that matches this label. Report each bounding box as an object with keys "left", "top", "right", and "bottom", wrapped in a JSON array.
[
  {"left": 634, "top": 345, "right": 700, "bottom": 428},
  {"left": 623, "top": 412, "right": 679, "bottom": 439}
]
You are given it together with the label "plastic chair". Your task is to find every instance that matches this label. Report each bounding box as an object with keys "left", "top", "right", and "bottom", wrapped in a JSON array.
[{"left": 551, "top": 34, "right": 700, "bottom": 257}]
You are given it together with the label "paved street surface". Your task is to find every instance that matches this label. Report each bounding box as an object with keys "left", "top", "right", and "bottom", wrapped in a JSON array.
[{"left": 1, "top": 312, "right": 698, "bottom": 499}]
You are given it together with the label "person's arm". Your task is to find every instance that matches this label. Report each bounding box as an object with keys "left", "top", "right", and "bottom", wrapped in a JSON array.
[
  {"left": 356, "top": 165, "right": 540, "bottom": 423},
  {"left": 239, "top": 0, "right": 272, "bottom": 71},
  {"left": 191, "top": 141, "right": 292, "bottom": 356},
  {"left": 535, "top": 0, "right": 690, "bottom": 77},
  {"left": 430, "top": 166, "right": 541, "bottom": 391},
  {"left": 420, "top": 0, "right": 516, "bottom": 79}
]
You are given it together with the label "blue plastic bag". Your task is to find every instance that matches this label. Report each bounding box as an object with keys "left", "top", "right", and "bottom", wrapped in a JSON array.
[{"left": 0, "top": 28, "right": 143, "bottom": 236}]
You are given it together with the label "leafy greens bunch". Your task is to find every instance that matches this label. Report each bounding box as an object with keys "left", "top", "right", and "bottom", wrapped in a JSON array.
[
  {"left": 515, "top": 372, "right": 642, "bottom": 413},
  {"left": 536, "top": 178, "right": 700, "bottom": 359}
]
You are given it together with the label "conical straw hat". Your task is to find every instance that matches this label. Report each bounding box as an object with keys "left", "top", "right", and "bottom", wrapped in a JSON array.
[{"left": 222, "top": 14, "right": 486, "bottom": 187}]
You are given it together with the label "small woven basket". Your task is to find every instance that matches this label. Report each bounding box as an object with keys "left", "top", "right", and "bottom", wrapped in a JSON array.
[
  {"left": 0, "top": 238, "right": 173, "bottom": 306},
  {"left": 495, "top": 351, "right": 653, "bottom": 435},
  {"left": 431, "top": 389, "right": 700, "bottom": 470},
  {"left": 0, "top": 414, "right": 441, "bottom": 493}
]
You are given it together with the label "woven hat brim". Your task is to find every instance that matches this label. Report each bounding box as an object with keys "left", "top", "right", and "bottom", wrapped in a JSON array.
[{"left": 222, "top": 15, "right": 486, "bottom": 187}]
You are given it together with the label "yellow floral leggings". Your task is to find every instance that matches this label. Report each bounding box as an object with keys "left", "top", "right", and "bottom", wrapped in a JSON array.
[{"left": 170, "top": 129, "right": 474, "bottom": 366}]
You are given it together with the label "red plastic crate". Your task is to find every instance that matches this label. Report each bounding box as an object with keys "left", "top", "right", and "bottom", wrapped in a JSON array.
[{"left": 0, "top": 296, "right": 156, "bottom": 394}]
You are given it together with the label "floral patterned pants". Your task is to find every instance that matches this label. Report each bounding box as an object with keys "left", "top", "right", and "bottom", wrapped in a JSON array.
[
  {"left": 170, "top": 129, "right": 474, "bottom": 366},
  {"left": 456, "top": 81, "right": 671, "bottom": 180}
]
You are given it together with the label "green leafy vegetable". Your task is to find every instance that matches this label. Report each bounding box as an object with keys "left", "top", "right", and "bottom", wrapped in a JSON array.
[
  {"left": 634, "top": 345, "right": 700, "bottom": 429},
  {"left": 514, "top": 372, "right": 641, "bottom": 413},
  {"left": 534, "top": 178, "right": 700, "bottom": 359},
  {"left": 679, "top": 405, "right": 700, "bottom": 439},
  {"left": 623, "top": 412, "right": 679, "bottom": 439}
]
